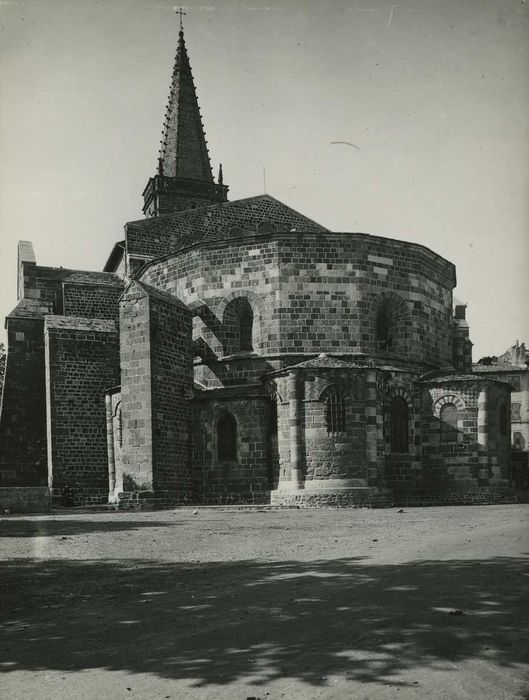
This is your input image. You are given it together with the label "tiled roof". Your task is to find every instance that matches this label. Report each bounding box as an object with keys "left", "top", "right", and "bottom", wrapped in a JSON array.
[
  {"left": 6, "top": 298, "right": 53, "bottom": 319},
  {"left": 37, "top": 266, "right": 124, "bottom": 288},
  {"left": 472, "top": 363, "right": 527, "bottom": 374},
  {"left": 265, "top": 354, "right": 373, "bottom": 377},
  {"left": 126, "top": 194, "right": 328, "bottom": 263},
  {"left": 418, "top": 372, "right": 498, "bottom": 384},
  {"left": 44, "top": 316, "right": 117, "bottom": 332},
  {"left": 121, "top": 280, "right": 189, "bottom": 310},
  {"left": 289, "top": 354, "right": 371, "bottom": 370}
]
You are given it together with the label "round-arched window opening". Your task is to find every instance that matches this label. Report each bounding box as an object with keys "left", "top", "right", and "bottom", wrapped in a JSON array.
[
  {"left": 440, "top": 403, "right": 458, "bottom": 442},
  {"left": 239, "top": 309, "right": 254, "bottom": 351},
  {"left": 376, "top": 304, "right": 391, "bottom": 351},
  {"left": 389, "top": 397, "right": 409, "bottom": 453},
  {"left": 217, "top": 413, "right": 237, "bottom": 462}
]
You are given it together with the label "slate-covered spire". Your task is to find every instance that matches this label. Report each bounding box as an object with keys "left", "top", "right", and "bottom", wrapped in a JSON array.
[
  {"left": 159, "top": 28, "right": 213, "bottom": 182},
  {"left": 142, "top": 21, "right": 228, "bottom": 218}
]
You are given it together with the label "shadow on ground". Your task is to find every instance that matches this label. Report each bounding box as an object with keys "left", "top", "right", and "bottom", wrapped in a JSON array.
[
  {"left": 0, "top": 518, "right": 174, "bottom": 538},
  {"left": 1, "top": 553, "right": 527, "bottom": 688}
]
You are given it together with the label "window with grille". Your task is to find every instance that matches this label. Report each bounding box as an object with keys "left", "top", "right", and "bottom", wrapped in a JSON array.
[
  {"left": 217, "top": 413, "right": 237, "bottom": 462},
  {"left": 511, "top": 402, "right": 521, "bottom": 422},
  {"left": 389, "top": 397, "right": 409, "bottom": 453},
  {"left": 325, "top": 388, "right": 346, "bottom": 435},
  {"left": 440, "top": 403, "right": 458, "bottom": 442}
]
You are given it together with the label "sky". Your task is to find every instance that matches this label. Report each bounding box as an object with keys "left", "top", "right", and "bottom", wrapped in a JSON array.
[{"left": 0, "top": 0, "right": 528, "bottom": 360}]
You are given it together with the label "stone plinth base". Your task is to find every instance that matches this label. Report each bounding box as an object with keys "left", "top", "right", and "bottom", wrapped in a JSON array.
[
  {"left": 0, "top": 486, "right": 50, "bottom": 513},
  {"left": 271, "top": 485, "right": 393, "bottom": 508}
]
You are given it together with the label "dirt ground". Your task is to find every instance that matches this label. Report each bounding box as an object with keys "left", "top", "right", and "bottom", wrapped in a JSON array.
[{"left": 0, "top": 504, "right": 528, "bottom": 700}]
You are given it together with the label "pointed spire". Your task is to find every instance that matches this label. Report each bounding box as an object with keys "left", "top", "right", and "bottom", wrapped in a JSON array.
[
  {"left": 218, "top": 163, "right": 223, "bottom": 186},
  {"left": 142, "top": 17, "right": 229, "bottom": 217},
  {"left": 158, "top": 24, "right": 214, "bottom": 183}
]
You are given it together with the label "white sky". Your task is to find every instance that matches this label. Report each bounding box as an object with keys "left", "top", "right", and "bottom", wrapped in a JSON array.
[{"left": 0, "top": 0, "right": 528, "bottom": 360}]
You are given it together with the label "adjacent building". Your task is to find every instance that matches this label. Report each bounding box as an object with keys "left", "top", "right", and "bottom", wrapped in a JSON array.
[{"left": 474, "top": 342, "right": 529, "bottom": 488}]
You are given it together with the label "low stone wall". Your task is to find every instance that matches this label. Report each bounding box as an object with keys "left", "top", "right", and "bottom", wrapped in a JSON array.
[
  {"left": 0, "top": 487, "right": 50, "bottom": 513},
  {"left": 271, "top": 487, "right": 394, "bottom": 508},
  {"left": 196, "top": 489, "right": 270, "bottom": 506},
  {"left": 394, "top": 487, "right": 516, "bottom": 507},
  {"left": 271, "top": 485, "right": 517, "bottom": 508},
  {"left": 117, "top": 488, "right": 270, "bottom": 510}
]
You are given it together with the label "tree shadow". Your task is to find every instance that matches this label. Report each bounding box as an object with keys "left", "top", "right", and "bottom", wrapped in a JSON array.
[
  {"left": 0, "top": 518, "right": 174, "bottom": 538},
  {"left": 0, "top": 554, "right": 527, "bottom": 688}
]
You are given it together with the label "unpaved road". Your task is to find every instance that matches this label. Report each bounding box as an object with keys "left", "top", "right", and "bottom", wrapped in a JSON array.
[{"left": 0, "top": 504, "right": 528, "bottom": 699}]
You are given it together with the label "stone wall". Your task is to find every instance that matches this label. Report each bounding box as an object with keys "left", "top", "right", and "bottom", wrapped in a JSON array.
[
  {"left": 418, "top": 379, "right": 511, "bottom": 494},
  {"left": 17, "top": 247, "right": 123, "bottom": 319},
  {"left": 193, "top": 389, "right": 271, "bottom": 504},
  {"left": 382, "top": 375, "right": 419, "bottom": 494},
  {"left": 119, "top": 285, "right": 153, "bottom": 494},
  {"left": 0, "top": 312, "right": 48, "bottom": 487},
  {"left": 44, "top": 316, "right": 120, "bottom": 505},
  {"left": 0, "top": 486, "right": 50, "bottom": 513},
  {"left": 63, "top": 283, "right": 122, "bottom": 320},
  {"left": 272, "top": 371, "right": 371, "bottom": 486},
  {"left": 140, "top": 230, "right": 456, "bottom": 369},
  {"left": 119, "top": 281, "right": 193, "bottom": 506}
]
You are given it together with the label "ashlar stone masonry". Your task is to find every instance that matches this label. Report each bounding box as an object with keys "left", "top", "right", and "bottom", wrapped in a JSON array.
[{"left": 0, "top": 24, "right": 514, "bottom": 510}]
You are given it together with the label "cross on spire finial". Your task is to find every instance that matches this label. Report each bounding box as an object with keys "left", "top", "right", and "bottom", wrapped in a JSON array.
[{"left": 176, "top": 6, "right": 186, "bottom": 30}]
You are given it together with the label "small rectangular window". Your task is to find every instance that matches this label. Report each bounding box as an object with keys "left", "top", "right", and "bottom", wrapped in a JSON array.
[{"left": 511, "top": 403, "right": 521, "bottom": 422}]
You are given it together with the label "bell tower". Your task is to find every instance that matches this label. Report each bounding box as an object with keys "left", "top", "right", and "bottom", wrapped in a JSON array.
[{"left": 142, "top": 13, "right": 228, "bottom": 217}]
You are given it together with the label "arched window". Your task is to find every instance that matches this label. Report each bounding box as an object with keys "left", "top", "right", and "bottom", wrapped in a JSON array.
[
  {"left": 257, "top": 220, "right": 276, "bottom": 234},
  {"left": 222, "top": 296, "right": 257, "bottom": 355},
  {"left": 239, "top": 309, "right": 254, "bottom": 351},
  {"left": 390, "top": 397, "right": 409, "bottom": 453},
  {"left": 325, "top": 387, "right": 346, "bottom": 435},
  {"left": 440, "top": 403, "right": 458, "bottom": 442},
  {"left": 376, "top": 304, "right": 391, "bottom": 351},
  {"left": 217, "top": 413, "right": 237, "bottom": 462}
]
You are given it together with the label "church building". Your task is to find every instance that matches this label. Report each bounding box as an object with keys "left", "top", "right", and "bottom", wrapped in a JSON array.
[{"left": 0, "top": 24, "right": 514, "bottom": 511}]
